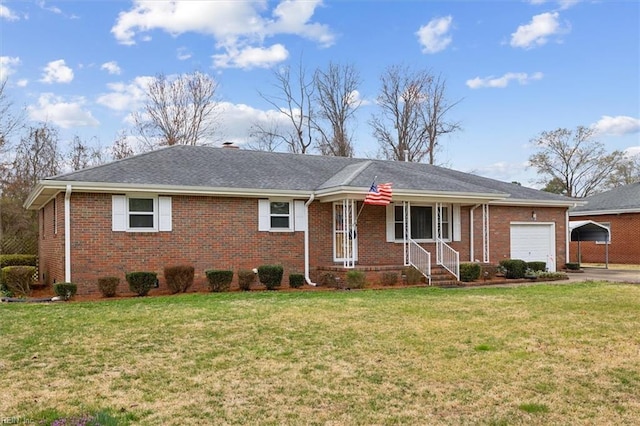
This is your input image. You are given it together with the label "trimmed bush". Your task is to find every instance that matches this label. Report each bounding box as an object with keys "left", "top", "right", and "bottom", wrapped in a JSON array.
[
  {"left": 565, "top": 262, "right": 581, "bottom": 270},
  {"left": 97, "top": 276, "right": 119, "bottom": 298},
  {"left": 403, "top": 266, "right": 424, "bottom": 285},
  {"left": 237, "top": 269, "right": 255, "bottom": 291},
  {"left": 53, "top": 282, "right": 77, "bottom": 300},
  {"left": 527, "top": 261, "right": 547, "bottom": 272},
  {"left": 346, "top": 270, "right": 365, "bottom": 289},
  {"left": 258, "top": 265, "right": 284, "bottom": 290},
  {"left": 1, "top": 266, "right": 36, "bottom": 297},
  {"left": 289, "top": 273, "right": 305, "bottom": 288},
  {"left": 126, "top": 272, "right": 157, "bottom": 296},
  {"left": 499, "top": 259, "right": 528, "bottom": 279},
  {"left": 205, "top": 269, "right": 233, "bottom": 292},
  {"left": 0, "top": 254, "right": 37, "bottom": 268},
  {"left": 164, "top": 265, "right": 195, "bottom": 294},
  {"left": 381, "top": 271, "right": 398, "bottom": 286},
  {"left": 460, "top": 263, "right": 481, "bottom": 282}
]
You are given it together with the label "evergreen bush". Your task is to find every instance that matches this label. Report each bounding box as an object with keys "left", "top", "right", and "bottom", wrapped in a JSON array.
[
  {"left": 289, "top": 273, "right": 305, "bottom": 288},
  {"left": 527, "top": 261, "right": 547, "bottom": 272},
  {"left": 258, "top": 265, "right": 284, "bottom": 290},
  {"left": 237, "top": 269, "right": 255, "bottom": 291},
  {"left": 53, "top": 282, "right": 78, "bottom": 300},
  {"left": 97, "top": 276, "right": 119, "bottom": 298},
  {"left": 1, "top": 265, "right": 36, "bottom": 297},
  {"left": 126, "top": 272, "right": 157, "bottom": 296},
  {"left": 499, "top": 259, "right": 528, "bottom": 279},
  {"left": 346, "top": 270, "right": 365, "bottom": 289},
  {"left": 205, "top": 269, "right": 233, "bottom": 292},
  {"left": 460, "top": 263, "right": 481, "bottom": 282}
]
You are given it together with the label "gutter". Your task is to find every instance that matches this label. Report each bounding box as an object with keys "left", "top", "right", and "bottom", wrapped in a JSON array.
[
  {"left": 64, "top": 185, "right": 72, "bottom": 283},
  {"left": 304, "top": 193, "right": 317, "bottom": 286}
]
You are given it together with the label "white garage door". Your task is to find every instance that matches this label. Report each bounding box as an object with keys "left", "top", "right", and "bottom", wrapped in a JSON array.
[{"left": 510, "top": 223, "right": 556, "bottom": 272}]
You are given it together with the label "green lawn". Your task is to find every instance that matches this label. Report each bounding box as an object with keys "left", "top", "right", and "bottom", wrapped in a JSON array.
[{"left": 1, "top": 282, "right": 639, "bottom": 425}]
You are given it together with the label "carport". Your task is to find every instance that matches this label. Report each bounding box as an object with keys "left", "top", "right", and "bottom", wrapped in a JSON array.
[{"left": 569, "top": 220, "right": 611, "bottom": 268}]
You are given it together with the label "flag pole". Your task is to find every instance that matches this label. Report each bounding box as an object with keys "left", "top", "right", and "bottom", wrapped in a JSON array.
[{"left": 356, "top": 176, "right": 377, "bottom": 224}]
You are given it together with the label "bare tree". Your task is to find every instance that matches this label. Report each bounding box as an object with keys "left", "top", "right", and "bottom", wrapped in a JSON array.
[
  {"left": 605, "top": 153, "right": 640, "bottom": 188},
  {"left": 529, "top": 126, "right": 627, "bottom": 197},
  {"left": 370, "top": 65, "right": 461, "bottom": 164},
  {"left": 246, "top": 119, "right": 284, "bottom": 152},
  {"left": 253, "top": 60, "right": 314, "bottom": 154},
  {"left": 110, "top": 131, "right": 135, "bottom": 160},
  {"left": 0, "top": 79, "right": 24, "bottom": 154},
  {"left": 68, "top": 136, "right": 103, "bottom": 171},
  {"left": 133, "top": 71, "right": 221, "bottom": 148},
  {"left": 313, "top": 62, "right": 361, "bottom": 157}
]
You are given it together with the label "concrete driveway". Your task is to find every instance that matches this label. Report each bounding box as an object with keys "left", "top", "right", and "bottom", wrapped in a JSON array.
[{"left": 567, "top": 267, "right": 640, "bottom": 284}]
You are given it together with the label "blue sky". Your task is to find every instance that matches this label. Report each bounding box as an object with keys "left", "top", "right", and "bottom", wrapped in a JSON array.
[{"left": 1, "top": 0, "right": 639, "bottom": 186}]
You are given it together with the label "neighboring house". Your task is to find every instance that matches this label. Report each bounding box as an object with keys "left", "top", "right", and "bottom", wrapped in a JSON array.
[
  {"left": 25, "top": 145, "right": 580, "bottom": 295},
  {"left": 569, "top": 182, "right": 640, "bottom": 264}
]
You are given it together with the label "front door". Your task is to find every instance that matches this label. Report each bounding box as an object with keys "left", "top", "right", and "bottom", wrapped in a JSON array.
[{"left": 333, "top": 200, "right": 357, "bottom": 267}]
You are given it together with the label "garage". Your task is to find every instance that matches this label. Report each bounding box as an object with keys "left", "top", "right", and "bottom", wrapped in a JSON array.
[{"left": 510, "top": 223, "right": 556, "bottom": 272}]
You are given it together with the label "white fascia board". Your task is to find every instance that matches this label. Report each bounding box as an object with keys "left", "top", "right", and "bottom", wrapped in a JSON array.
[
  {"left": 25, "top": 180, "right": 313, "bottom": 209},
  {"left": 315, "top": 186, "right": 508, "bottom": 203},
  {"left": 490, "top": 198, "right": 585, "bottom": 208},
  {"left": 570, "top": 208, "right": 640, "bottom": 216}
]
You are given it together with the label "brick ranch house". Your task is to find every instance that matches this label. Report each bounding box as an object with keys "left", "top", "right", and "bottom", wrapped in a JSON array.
[
  {"left": 569, "top": 182, "right": 640, "bottom": 265},
  {"left": 25, "top": 145, "right": 581, "bottom": 295}
]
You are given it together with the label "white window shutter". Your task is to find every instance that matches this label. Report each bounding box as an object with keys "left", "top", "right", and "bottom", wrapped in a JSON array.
[
  {"left": 294, "top": 200, "right": 307, "bottom": 231},
  {"left": 112, "top": 195, "right": 127, "bottom": 231},
  {"left": 453, "top": 204, "right": 461, "bottom": 241},
  {"left": 258, "top": 199, "right": 270, "bottom": 231},
  {"left": 158, "top": 196, "right": 172, "bottom": 231},
  {"left": 386, "top": 204, "right": 396, "bottom": 242}
]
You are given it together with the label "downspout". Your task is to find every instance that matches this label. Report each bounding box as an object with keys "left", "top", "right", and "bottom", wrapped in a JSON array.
[
  {"left": 304, "top": 193, "right": 317, "bottom": 286},
  {"left": 469, "top": 204, "right": 481, "bottom": 262},
  {"left": 64, "top": 185, "right": 72, "bottom": 283}
]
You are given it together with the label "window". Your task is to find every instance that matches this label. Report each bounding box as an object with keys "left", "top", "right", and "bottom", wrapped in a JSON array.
[
  {"left": 391, "top": 204, "right": 454, "bottom": 241},
  {"left": 128, "top": 197, "right": 155, "bottom": 229},
  {"left": 112, "top": 195, "right": 172, "bottom": 232},
  {"left": 270, "top": 201, "right": 291, "bottom": 229}
]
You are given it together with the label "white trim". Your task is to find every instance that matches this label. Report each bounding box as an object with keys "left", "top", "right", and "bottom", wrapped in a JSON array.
[
  {"left": 158, "top": 196, "right": 172, "bottom": 231},
  {"left": 258, "top": 198, "right": 295, "bottom": 232},
  {"left": 570, "top": 208, "right": 640, "bottom": 216},
  {"left": 510, "top": 221, "right": 557, "bottom": 272},
  {"left": 294, "top": 200, "right": 306, "bottom": 232},
  {"left": 453, "top": 204, "right": 461, "bottom": 242},
  {"left": 112, "top": 195, "right": 127, "bottom": 231},
  {"left": 64, "top": 185, "right": 72, "bottom": 283}
]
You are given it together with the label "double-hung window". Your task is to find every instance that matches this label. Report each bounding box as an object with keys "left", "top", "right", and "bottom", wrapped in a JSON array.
[
  {"left": 112, "top": 195, "right": 172, "bottom": 232},
  {"left": 269, "top": 201, "right": 292, "bottom": 230},
  {"left": 390, "top": 203, "right": 457, "bottom": 242},
  {"left": 128, "top": 197, "right": 155, "bottom": 229},
  {"left": 258, "top": 199, "right": 306, "bottom": 232}
]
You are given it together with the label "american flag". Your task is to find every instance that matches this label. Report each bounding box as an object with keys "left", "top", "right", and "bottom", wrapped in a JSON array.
[{"left": 364, "top": 182, "right": 392, "bottom": 205}]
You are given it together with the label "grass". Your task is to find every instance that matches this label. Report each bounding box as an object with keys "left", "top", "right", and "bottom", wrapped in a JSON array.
[{"left": 1, "top": 282, "right": 639, "bottom": 425}]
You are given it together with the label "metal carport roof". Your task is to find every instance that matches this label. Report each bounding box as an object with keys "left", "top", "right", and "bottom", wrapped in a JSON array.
[{"left": 569, "top": 220, "right": 611, "bottom": 267}]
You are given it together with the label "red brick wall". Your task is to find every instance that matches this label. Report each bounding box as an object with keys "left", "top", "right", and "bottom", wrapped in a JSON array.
[
  {"left": 39, "top": 194, "right": 65, "bottom": 285},
  {"left": 569, "top": 213, "right": 640, "bottom": 264},
  {"left": 37, "top": 194, "right": 570, "bottom": 295}
]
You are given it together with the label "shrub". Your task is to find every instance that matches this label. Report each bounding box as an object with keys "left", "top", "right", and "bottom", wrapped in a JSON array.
[
  {"left": 97, "top": 276, "right": 120, "bottom": 298},
  {"left": 1, "top": 266, "right": 36, "bottom": 297},
  {"left": 164, "top": 265, "right": 195, "bottom": 294},
  {"left": 381, "top": 271, "right": 398, "bottom": 286},
  {"left": 499, "top": 259, "right": 528, "bottom": 279},
  {"left": 565, "top": 262, "right": 581, "bottom": 270},
  {"left": 527, "top": 261, "right": 547, "bottom": 272},
  {"left": 258, "top": 265, "right": 284, "bottom": 290},
  {"left": 237, "top": 269, "right": 255, "bottom": 291},
  {"left": 403, "top": 266, "right": 424, "bottom": 285},
  {"left": 289, "top": 273, "right": 305, "bottom": 288},
  {"left": 346, "top": 270, "right": 365, "bottom": 289},
  {"left": 459, "top": 263, "right": 481, "bottom": 282},
  {"left": 205, "top": 269, "right": 233, "bottom": 292},
  {"left": 0, "top": 254, "right": 37, "bottom": 268},
  {"left": 480, "top": 264, "right": 498, "bottom": 280},
  {"left": 53, "top": 282, "right": 77, "bottom": 300},
  {"left": 319, "top": 272, "right": 339, "bottom": 288},
  {"left": 126, "top": 272, "right": 157, "bottom": 296}
]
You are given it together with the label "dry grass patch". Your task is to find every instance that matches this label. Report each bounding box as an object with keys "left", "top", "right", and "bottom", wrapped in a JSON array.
[{"left": 1, "top": 283, "right": 639, "bottom": 425}]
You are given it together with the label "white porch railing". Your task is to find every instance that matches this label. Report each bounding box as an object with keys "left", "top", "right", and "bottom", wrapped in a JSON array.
[
  {"left": 436, "top": 238, "right": 460, "bottom": 280},
  {"left": 408, "top": 239, "right": 431, "bottom": 285}
]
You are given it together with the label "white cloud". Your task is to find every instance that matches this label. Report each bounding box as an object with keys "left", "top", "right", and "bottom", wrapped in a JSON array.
[
  {"left": 528, "top": 0, "right": 581, "bottom": 10},
  {"left": 111, "top": 0, "right": 334, "bottom": 69},
  {"left": 27, "top": 93, "right": 99, "bottom": 128},
  {"left": 218, "top": 101, "right": 295, "bottom": 146},
  {"left": 177, "top": 47, "right": 192, "bottom": 61},
  {"left": 213, "top": 44, "right": 289, "bottom": 69},
  {"left": 625, "top": 146, "right": 640, "bottom": 157},
  {"left": 416, "top": 16, "right": 453, "bottom": 54},
  {"left": 101, "top": 61, "right": 122, "bottom": 75},
  {"left": 466, "top": 72, "right": 544, "bottom": 89},
  {"left": 592, "top": 115, "right": 640, "bottom": 136},
  {"left": 510, "top": 12, "right": 568, "bottom": 49},
  {"left": 17, "top": 79, "right": 29, "bottom": 87},
  {"left": 96, "top": 76, "right": 154, "bottom": 112},
  {"left": 40, "top": 59, "right": 74, "bottom": 84},
  {"left": 1, "top": 4, "right": 19, "bottom": 21},
  {"left": 0, "top": 56, "right": 21, "bottom": 80}
]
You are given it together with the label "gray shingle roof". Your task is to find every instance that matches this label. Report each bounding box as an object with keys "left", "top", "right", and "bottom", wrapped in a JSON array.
[
  {"left": 571, "top": 182, "right": 640, "bottom": 213},
  {"left": 45, "top": 145, "right": 573, "bottom": 202}
]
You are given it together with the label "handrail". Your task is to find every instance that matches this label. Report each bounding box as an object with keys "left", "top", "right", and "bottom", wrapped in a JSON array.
[
  {"left": 408, "top": 239, "right": 431, "bottom": 285},
  {"left": 436, "top": 238, "right": 460, "bottom": 280}
]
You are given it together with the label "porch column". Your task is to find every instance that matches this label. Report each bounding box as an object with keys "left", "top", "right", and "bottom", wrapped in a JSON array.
[
  {"left": 482, "top": 204, "right": 490, "bottom": 263},
  {"left": 342, "top": 199, "right": 357, "bottom": 268}
]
